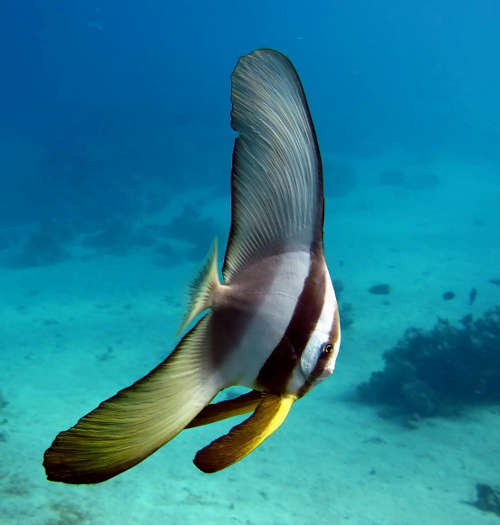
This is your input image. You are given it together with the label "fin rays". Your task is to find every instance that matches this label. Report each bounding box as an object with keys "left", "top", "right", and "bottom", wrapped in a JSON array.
[
  {"left": 223, "top": 49, "right": 323, "bottom": 282},
  {"left": 177, "top": 239, "right": 220, "bottom": 335},
  {"left": 44, "top": 315, "right": 222, "bottom": 484}
]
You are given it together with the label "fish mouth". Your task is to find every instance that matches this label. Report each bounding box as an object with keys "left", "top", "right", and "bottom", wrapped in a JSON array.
[
  {"left": 319, "top": 363, "right": 334, "bottom": 380},
  {"left": 300, "top": 352, "right": 335, "bottom": 386}
]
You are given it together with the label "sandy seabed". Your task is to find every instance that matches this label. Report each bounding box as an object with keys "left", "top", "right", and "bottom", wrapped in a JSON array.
[{"left": 1, "top": 152, "right": 499, "bottom": 524}]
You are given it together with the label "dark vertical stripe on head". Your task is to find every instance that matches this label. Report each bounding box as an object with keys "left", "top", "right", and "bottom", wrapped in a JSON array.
[{"left": 256, "top": 254, "right": 326, "bottom": 394}]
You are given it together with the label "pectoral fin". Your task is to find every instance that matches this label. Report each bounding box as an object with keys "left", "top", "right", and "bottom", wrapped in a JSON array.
[
  {"left": 177, "top": 239, "right": 220, "bottom": 336},
  {"left": 193, "top": 393, "right": 296, "bottom": 473}
]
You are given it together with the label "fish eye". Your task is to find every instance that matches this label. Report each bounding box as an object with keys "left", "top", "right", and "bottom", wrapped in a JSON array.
[{"left": 322, "top": 342, "right": 333, "bottom": 354}]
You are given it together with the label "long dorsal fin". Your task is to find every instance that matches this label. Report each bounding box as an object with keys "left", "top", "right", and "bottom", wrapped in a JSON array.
[{"left": 222, "top": 49, "right": 324, "bottom": 282}]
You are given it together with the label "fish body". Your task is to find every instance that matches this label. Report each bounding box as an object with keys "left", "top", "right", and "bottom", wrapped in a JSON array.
[
  {"left": 43, "top": 48, "right": 341, "bottom": 482},
  {"left": 201, "top": 246, "right": 338, "bottom": 395}
]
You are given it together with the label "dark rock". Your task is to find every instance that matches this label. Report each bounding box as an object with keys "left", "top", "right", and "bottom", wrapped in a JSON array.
[
  {"left": 333, "top": 279, "right": 344, "bottom": 294},
  {"left": 469, "top": 288, "right": 477, "bottom": 305},
  {"left": 333, "top": 279, "right": 344, "bottom": 301},
  {"left": 469, "top": 484, "right": 500, "bottom": 516},
  {"left": 340, "top": 302, "right": 353, "bottom": 330},
  {"left": 369, "top": 284, "right": 391, "bottom": 295},
  {"left": 5, "top": 222, "right": 72, "bottom": 268},
  {"left": 0, "top": 390, "right": 7, "bottom": 409},
  {"left": 442, "top": 291, "right": 455, "bottom": 300}
]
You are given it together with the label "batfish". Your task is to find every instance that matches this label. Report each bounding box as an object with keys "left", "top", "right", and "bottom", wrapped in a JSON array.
[{"left": 43, "top": 48, "right": 341, "bottom": 483}]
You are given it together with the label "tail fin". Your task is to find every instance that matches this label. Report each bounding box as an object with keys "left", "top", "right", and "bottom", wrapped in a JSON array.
[{"left": 44, "top": 315, "right": 222, "bottom": 484}]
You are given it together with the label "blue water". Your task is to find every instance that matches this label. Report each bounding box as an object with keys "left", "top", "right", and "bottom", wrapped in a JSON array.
[
  {"left": 2, "top": 1, "right": 499, "bottom": 227},
  {"left": 1, "top": 2, "right": 499, "bottom": 524}
]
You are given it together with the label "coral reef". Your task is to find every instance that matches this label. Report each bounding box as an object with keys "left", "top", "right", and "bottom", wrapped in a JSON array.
[
  {"left": 81, "top": 217, "right": 133, "bottom": 255},
  {"left": 0, "top": 198, "right": 219, "bottom": 267},
  {"left": 154, "top": 202, "right": 219, "bottom": 263},
  {"left": 357, "top": 306, "right": 500, "bottom": 419},
  {"left": 4, "top": 222, "right": 73, "bottom": 268}
]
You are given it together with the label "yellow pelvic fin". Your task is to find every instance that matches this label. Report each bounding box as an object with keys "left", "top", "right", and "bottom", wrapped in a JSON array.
[
  {"left": 186, "top": 390, "right": 264, "bottom": 428},
  {"left": 193, "top": 393, "right": 296, "bottom": 473},
  {"left": 177, "top": 239, "right": 220, "bottom": 336}
]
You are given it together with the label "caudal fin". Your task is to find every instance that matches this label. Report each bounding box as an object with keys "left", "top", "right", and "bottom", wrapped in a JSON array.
[{"left": 44, "top": 315, "right": 222, "bottom": 484}]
